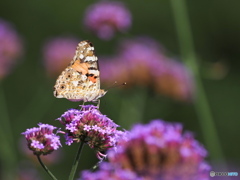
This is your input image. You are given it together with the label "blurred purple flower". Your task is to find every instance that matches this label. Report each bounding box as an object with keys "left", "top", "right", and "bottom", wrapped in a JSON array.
[
  {"left": 0, "top": 18, "right": 23, "bottom": 79},
  {"left": 100, "top": 56, "right": 130, "bottom": 84},
  {"left": 16, "top": 161, "right": 42, "bottom": 180},
  {"left": 22, "top": 123, "right": 62, "bottom": 156},
  {"left": 100, "top": 37, "right": 195, "bottom": 101},
  {"left": 84, "top": 1, "right": 131, "bottom": 40},
  {"left": 107, "top": 119, "right": 211, "bottom": 180},
  {"left": 153, "top": 59, "right": 195, "bottom": 101},
  {"left": 42, "top": 37, "right": 79, "bottom": 77},
  {"left": 57, "top": 105, "right": 126, "bottom": 159},
  {"left": 100, "top": 37, "right": 166, "bottom": 85}
]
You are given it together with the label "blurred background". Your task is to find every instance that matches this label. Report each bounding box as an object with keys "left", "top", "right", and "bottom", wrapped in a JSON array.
[{"left": 0, "top": 0, "right": 239, "bottom": 179}]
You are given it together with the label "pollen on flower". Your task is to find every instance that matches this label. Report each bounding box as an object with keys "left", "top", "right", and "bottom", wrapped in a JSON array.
[
  {"left": 22, "top": 123, "right": 61, "bottom": 156},
  {"left": 57, "top": 105, "right": 126, "bottom": 159}
]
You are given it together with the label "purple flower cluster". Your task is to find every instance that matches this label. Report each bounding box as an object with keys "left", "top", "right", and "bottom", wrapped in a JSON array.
[
  {"left": 79, "top": 120, "right": 211, "bottom": 180},
  {"left": 100, "top": 37, "right": 194, "bottom": 101},
  {"left": 19, "top": 137, "right": 62, "bottom": 165},
  {"left": 22, "top": 123, "right": 61, "bottom": 156},
  {"left": 84, "top": 1, "right": 131, "bottom": 40},
  {"left": 57, "top": 105, "right": 125, "bottom": 157},
  {"left": 0, "top": 19, "right": 22, "bottom": 79},
  {"left": 42, "top": 37, "right": 79, "bottom": 77}
]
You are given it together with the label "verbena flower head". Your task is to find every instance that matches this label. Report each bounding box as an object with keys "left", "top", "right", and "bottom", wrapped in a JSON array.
[
  {"left": 22, "top": 123, "right": 61, "bottom": 156},
  {"left": 100, "top": 56, "right": 129, "bottom": 84},
  {"left": 57, "top": 105, "right": 125, "bottom": 158},
  {"left": 106, "top": 119, "right": 211, "bottom": 180},
  {"left": 100, "top": 37, "right": 195, "bottom": 101},
  {"left": 153, "top": 59, "right": 195, "bottom": 101},
  {"left": 119, "top": 37, "right": 167, "bottom": 85},
  {"left": 100, "top": 37, "right": 166, "bottom": 86},
  {"left": 84, "top": 1, "right": 131, "bottom": 40},
  {"left": 0, "top": 18, "right": 23, "bottom": 79},
  {"left": 42, "top": 37, "right": 79, "bottom": 77},
  {"left": 19, "top": 137, "right": 62, "bottom": 165}
]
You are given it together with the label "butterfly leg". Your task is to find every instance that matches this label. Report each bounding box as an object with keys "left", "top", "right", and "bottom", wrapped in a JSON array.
[
  {"left": 97, "top": 99, "right": 100, "bottom": 108},
  {"left": 79, "top": 102, "right": 85, "bottom": 110},
  {"left": 76, "top": 102, "right": 85, "bottom": 110}
]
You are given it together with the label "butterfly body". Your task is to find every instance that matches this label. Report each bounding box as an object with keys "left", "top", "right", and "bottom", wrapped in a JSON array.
[{"left": 53, "top": 40, "right": 107, "bottom": 102}]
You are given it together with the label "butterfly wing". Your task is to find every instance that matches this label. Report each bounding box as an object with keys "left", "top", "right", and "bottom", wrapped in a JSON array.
[{"left": 53, "top": 40, "right": 106, "bottom": 102}]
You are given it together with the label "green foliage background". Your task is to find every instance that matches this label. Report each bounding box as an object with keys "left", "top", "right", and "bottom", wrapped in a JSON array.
[{"left": 0, "top": 0, "right": 239, "bottom": 179}]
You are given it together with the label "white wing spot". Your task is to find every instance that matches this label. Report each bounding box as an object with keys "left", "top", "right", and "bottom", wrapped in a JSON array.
[
  {"left": 87, "top": 47, "right": 94, "bottom": 51},
  {"left": 72, "top": 81, "right": 78, "bottom": 86},
  {"left": 80, "top": 54, "right": 84, "bottom": 59},
  {"left": 85, "top": 56, "right": 96, "bottom": 62}
]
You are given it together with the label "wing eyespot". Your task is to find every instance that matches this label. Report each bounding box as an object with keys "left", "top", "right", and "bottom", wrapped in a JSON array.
[
  {"left": 65, "top": 72, "right": 72, "bottom": 79},
  {"left": 59, "top": 84, "right": 66, "bottom": 90}
]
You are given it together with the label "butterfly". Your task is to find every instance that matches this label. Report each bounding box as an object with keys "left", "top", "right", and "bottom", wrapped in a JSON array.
[{"left": 53, "top": 40, "right": 107, "bottom": 103}]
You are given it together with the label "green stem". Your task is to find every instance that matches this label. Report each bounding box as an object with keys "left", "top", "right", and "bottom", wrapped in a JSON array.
[
  {"left": 170, "top": 0, "right": 224, "bottom": 161},
  {"left": 37, "top": 155, "right": 58, "bottom": 180},
  {"left": 68, "top": 141, "right": 85, "bottom": 180},
  {"left": 0, "top": 84, "right": 16, "bottom": 180}
]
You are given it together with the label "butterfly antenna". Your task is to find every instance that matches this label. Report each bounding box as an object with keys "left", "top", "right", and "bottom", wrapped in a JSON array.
[{"left": 106, "top": 81, "right": 127, "bottom": 90}]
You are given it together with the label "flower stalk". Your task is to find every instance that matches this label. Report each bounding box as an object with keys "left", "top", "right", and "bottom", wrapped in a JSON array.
[
  {"left": 170, "top": 0, "right": 224, "bottom": 161},
  {"left": 68, "top": 141, "right": 85, "bottom": 180},
  {"left": 0, "top": 85, "right": 16, "bottom": 180},
  {"left": 37, "top": 155, "right": 58, "bottom": 180}
]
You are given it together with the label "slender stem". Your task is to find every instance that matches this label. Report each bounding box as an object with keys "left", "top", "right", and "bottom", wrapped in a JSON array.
[
  {"left": 0, "top": 84, "right": 16, "bottom": 180},
  {"left": 68, "top": 141, "right": 85, "bottom": 180},
  {"left": 37, "top": 155, "right": 58, "bottom": 180},
  {"left": 170, "top": 0, "right": 224, "bottom": 161}
]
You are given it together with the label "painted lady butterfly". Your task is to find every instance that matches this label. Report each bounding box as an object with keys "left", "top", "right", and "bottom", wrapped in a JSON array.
[{"left": 53, "top": 40, "right": 107, "bottom": 102}]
